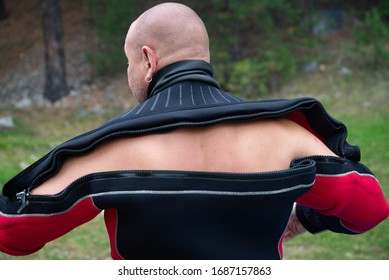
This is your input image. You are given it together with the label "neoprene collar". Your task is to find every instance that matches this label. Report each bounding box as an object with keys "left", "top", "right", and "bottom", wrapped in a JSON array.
[{"left": 147, "top": 60, "right": 220, "bottom": 99}]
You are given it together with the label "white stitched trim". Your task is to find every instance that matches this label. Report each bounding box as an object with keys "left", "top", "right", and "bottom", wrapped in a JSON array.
[
  {"left": 316, "top": 170, "right": 380, "bottom": 183},
  {"left": 0, "top": 194, "right": 96, "bottom": 218},
  {"left": 91, "top": 182, "right": 314, "bottom": 198}
]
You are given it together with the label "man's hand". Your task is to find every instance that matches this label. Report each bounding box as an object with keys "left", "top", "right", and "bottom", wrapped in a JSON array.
[{"left": 283, "top": 203, "right": 307, "bottom": 242}]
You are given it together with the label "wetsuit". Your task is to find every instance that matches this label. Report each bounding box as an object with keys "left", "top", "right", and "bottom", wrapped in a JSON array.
[{"left": 1, "top": 60, "right": 388, "bottom": 259}]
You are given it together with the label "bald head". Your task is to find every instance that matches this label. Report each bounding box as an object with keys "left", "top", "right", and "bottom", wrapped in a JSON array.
[
  {"left": 126, "top": 2, "right": 210, "bottom": 66},
  {"left": 124, "top": 3, "right": 210, "bottom": 103}
]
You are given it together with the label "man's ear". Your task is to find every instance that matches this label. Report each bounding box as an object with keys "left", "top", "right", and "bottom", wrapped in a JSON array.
[{"left": 142, "top": 46, "right": 157, "bottom": 77}]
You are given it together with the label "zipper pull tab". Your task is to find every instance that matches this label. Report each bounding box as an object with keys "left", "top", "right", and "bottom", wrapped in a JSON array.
[{"left": 16, "top": 189, "right": 29, "bottom": 214}]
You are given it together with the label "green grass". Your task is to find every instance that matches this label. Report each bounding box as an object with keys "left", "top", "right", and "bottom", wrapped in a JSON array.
[
  {"left": 0, "top": 68, "right": 388, "bottom": 259},
  {"left": 0, "top": 107, "right": 121, "bottom": 188}
]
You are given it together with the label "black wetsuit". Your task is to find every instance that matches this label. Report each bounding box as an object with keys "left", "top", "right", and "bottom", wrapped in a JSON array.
[{"left": 1, "top": 60, "right": 388, "bottom": 259}]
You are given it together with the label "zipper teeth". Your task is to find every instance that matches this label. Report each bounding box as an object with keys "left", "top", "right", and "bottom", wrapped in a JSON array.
[
  {"left": 29, "top": 160, "right": 315, "bottom": 200},
  {"left": 290, "top": 155, "right": 347, "bottom": 166},
  {"left": 28, "top": 100, "right": 341, "bottom": 191}
]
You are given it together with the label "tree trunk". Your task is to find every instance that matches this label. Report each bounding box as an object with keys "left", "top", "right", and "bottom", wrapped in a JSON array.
[
  {"left": 42, "top": 0, "right": 68, "bottom": 102},
  {"left": 0, "top": 0, "right": 8, "bottom": 20}
]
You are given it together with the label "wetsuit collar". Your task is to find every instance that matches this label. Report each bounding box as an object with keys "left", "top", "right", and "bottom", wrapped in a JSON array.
[{"left": 147, "top": 60, "right": 221, "bottom": 99}]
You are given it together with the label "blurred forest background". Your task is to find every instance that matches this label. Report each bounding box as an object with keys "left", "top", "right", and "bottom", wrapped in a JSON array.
[
  {"left": 0, "top": 0, "right": 388, "bottom": 259},
  {"left": 1, "top": 0, "right": 389, "bottom": 105}
]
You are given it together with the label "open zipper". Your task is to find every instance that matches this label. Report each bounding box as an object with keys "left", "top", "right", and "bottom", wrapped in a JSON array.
[
  {"left": 16, "top": 157, "right": 317, "bottom": 214},
  {"left": 15, "top": 100, "right": 345, "bottom": 212}
]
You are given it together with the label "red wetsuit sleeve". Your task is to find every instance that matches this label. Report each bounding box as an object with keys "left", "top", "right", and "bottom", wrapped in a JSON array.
[
  {"left": 295, "top": 157, "right": 389, "bottom": 234},
  {"left": 0, "top": 196, "right": 101, "bottom": 256}
]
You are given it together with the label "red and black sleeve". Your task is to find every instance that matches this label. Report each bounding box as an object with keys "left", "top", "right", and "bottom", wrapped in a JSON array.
[
  {"left": 294, "top": 156, "right": 389, "bottom": 234},
  {"left": 0, "top": 194, "right": 101, "bottom": 256}
]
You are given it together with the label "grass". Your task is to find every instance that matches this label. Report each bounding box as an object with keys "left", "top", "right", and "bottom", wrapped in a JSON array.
[
  {"left": 0, "top": 65, "right": 388, "bottom": 260},
  {"left": 0, "top": 105, "right": 123, "bottom": 188}
]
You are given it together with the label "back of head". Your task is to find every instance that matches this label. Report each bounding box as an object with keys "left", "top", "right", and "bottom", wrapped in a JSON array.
[{"left": 127, "top": 2, "right": 210, "bottom": 67}]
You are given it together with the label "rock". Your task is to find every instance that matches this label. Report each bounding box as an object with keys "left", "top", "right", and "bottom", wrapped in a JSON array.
[
  {"left": 304, "top": 61, "right": 318, "bottom": 73},
  {"left": 0, "top": 115, "right": 15, "bottom": 129},
  {"left": 309, "top": 8, "right": 346, "bottom": 35},
  {"left": 338, "top": 67, "right": 352, "bottom": 76},
  {"left": 14, "top": 96, "right": 32, "bottom": 108}
]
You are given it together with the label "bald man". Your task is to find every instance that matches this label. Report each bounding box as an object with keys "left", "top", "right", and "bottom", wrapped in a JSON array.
[
  {"left": 29, "top": 3, "right": 332, "bottom": 194},
  {"left": 1, "top": 3, "right": 388, "bottom": 259}
]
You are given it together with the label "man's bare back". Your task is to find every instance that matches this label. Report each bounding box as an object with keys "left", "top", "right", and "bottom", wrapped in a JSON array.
[{"left": 32, "top": 118, "right": 335, "bottom": 195}]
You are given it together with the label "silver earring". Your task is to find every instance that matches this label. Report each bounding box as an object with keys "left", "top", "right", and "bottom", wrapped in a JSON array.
[{"left": 145, "top": 76, "right": 152, "bottom": 83}]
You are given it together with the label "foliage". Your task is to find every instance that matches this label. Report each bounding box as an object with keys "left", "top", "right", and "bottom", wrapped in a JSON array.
[
  {"left": 85, "top": 0, "right": 389, "bottom": 98},
  {"left": 202, "top": 0, "right": 313, "bottom": 98},
  {"left": 377, "top": 0, "right": 389, "bottom": 18},
  {"left": 86, "top": 0, "right": 315, "bottom": 96},
  {"left": 225, "top": 45, "right": 297, "bottom": 99},
  {"left": 351, "top": 7, "right": 389, "bottom": 69},
  {"left": 86, "top": 0, "right": 144, "bottom": 74}
]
